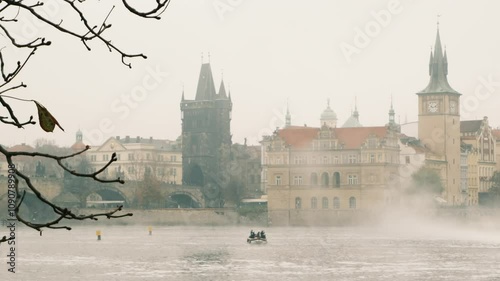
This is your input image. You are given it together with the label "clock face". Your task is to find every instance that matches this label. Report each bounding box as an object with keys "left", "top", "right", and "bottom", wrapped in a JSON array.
[
  {"left": 450, "top": 101, "right": 457, "bottom": 113},
  {"left": 428, "top": 101, "right": 438, "bottom": 113}
]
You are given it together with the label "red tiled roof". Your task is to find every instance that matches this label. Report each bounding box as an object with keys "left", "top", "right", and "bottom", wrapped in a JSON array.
[
  {"left": 8, "top": 143, "right": 34, "bottom": 152},
  {"left": 492, "top": 129, "right": 500, "bottom": 140},
  {"left": 71, "top": 141, "right": 87, "bottom": 151},
  {"left": 277, "top": 126, "right": 388, "bottom": 149},
  {"left": 278, "top": 126, "right": 320, "bottom": 148},
  {"left": 335, "top": 127, "right": 388, "bottom": 149}
]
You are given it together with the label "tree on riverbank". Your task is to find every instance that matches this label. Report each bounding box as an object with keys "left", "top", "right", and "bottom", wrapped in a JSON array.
[
  {"left": 488, "top": 171, "right": 500, "bottom": 205},
  {"left": 408, "top": 167, "right": 444, "bottom": 195},
  {"left": 0, "top": 0, "right": 172, "bottom": 244}
]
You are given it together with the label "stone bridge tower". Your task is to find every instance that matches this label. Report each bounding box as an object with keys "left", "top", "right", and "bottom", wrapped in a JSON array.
[{"left": 180, "top": 62, "right": 232, "bottom": 207}]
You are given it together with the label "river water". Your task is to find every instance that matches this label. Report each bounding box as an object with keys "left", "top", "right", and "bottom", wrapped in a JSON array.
[{"left": 2, "top": 221, "right": 500, "bottom": 280}]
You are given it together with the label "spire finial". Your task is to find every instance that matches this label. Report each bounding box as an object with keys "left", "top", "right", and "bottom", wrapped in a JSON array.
[
  {"left": 390, "top": 94, "right": 393, "bottom": 109},
  {"left": 181, "top": 82, "right": 185, "bottom": 101},
  {"left": 437, "top": 14, "right": 441, "bottom": 29},
  {"left": 327, "top": 98, "right": 330, "bottom": 108},
  {"left": 201, "top": 52, "right": 204, "bottom": 64},
  {"left": 285, "top": 98, "right": 291, "bottom": 127},
  {"left": 208, "top": 52, "right": 211, "bottom": 63}
]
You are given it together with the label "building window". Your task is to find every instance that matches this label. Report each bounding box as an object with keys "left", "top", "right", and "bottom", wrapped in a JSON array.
[
  {"left": 127, "top": 166, "right": 135, "bottom": 174},
  {"left": 295, "top": 197, "right": 302, "bottom": 209},
  {"left": 299, "top": 156, "right": 306, "bottom": 164},
  {"left": 321, "top": 172, "right": 329, "bottom": 186},
  {"left": 128, "top": 153, "right": 134, "bottom": 160},
  {"left": 311, "top": 197, "right": 317, "bottom": 209},
  {"left": 348, "top": 175, "right": 358, "bottom": 185},
  {"left": 103, "top": 154, "right": 109, "bottom": 161},
  {"left": 293, "top": 175, "right": 303, "bottom": 185},
  {"left": 348, "top": 154, "right": 357, "bottom": 163},
  {"left": 370, "top": 154, "right": 375, "bottom": 163},
  {"left": 170, "top": 155, "right": 176, "bottom": 162},
  {"left": 323, "top": 156, "right": 328, "bottom": 164},
  {"left": 275, "top": 175, "right": 282, "bottom": 185},
  {"left": 334, "top": 172, "right": 341, "bottom": 187},
  {"left": 334, "top": 156, "right": 339, "bottom": 164},
  {"left": 333, "top": 197, "right": 340, "bottom": 209},
  {"left": 368, "top": 139, "right": 376, "bottom": 148},
  {"left": 349, "top": 197, "right": 356, "bottom": 209},
  {"left": 405, "top": 156, "right": 411, "bottom": 164},
  {"left": 310, "top": 173, "right": 318, "bottom": 185},
  {"left": 322, "top": 197, "right": 328, "bottom": 209},
  {"left": 250, "top": 175, "right": 255, "bottom": 184},
  {"left": 90, "top": 155, "right": 96, "bottom": 162}
]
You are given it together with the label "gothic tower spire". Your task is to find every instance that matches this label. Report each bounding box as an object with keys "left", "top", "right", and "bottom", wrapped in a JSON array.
[
  {"left": 418, "top": 26, "right": 458, "bottom": 95},
  {"left": 285, "top": 100, "right": 291, "bottom": 127}
]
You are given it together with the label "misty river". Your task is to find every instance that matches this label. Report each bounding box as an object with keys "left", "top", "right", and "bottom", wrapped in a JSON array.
[{"left": 2, "top": 220, "right": 500, "bottom": 281}]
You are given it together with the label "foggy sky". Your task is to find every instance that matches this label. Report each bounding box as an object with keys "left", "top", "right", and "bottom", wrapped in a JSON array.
[{"left": 2, "top": 0, "right": 500, "bottom": 148}]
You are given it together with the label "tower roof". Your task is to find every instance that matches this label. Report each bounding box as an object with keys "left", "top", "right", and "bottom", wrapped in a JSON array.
[
  {"left": 342, "top": 114, "right": 362, "bottom": 128},
  {"left": 320, "top": 99, "right": 337, "bottom": 121},
  {"left": 342, "top": 99, "right": 361, "bottom": 128},
  {"left": 218, "top": 80, "right": 227, "bottom": 99},
  {"left": 418, "top": 28, "right": 460, "bottom": 95},
  {"left": 195, "top": 63, "right": 217, "bottom": 100}
]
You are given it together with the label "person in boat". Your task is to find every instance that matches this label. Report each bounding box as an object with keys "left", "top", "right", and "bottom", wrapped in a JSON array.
[
  {"left": 260, "top": 230, "right": 266, "bottom": 239},
  {"left": 249, "top": 230, "right": 255, "bottom": 238},
  {"left": 256, "top": 231, "right": 261, "bottom": 239}
]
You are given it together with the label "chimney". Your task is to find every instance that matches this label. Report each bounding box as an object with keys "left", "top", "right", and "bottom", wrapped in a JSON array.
[
  {"left": 116, "top": 136, "right": 120, "bottom": 140},
  {"left": 125, "top": 136, "right": 130, "bottom": 143},
  {"left": 136, "top": 136, "right": 140, "bottom": 143},
  {"left": 149, "top": 137, "right": 153, "bottom": 143}
]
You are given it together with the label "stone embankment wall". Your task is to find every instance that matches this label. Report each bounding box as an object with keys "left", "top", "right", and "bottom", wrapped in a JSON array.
[{"left": 75, "top": 208, "right": 268, "bottom": 227}]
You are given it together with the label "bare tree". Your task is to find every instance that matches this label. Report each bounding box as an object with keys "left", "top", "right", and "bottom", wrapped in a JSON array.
[{"left": 0, "top": 0, "right": 172, "bottom": 244}]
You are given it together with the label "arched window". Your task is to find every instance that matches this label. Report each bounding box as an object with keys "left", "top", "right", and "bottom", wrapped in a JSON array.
[
  {"left": 295, "top": 197, "right": 302, "bottom": 209},
  {"left": 322, "top": 197, "right": 328, "bottom": 209},
  {"left": 321, "top": 172, "right": 329, "bottom": 187},
  {"left": 349, "top": 197, "right": 356, "bottom": 209},
  {"left": 310, "top": 173, "right": 318, "bottom": 185},
  {"left": 333, "top": 197, "right": 340, "bottom": 209},
  {"left": 334, "top": 172, "right": 340, "bottom": 187},
  {"left": 311, "top": 197, "right": 317, "bottom": 209}
]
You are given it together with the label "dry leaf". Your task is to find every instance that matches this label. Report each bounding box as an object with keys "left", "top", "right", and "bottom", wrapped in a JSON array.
[{"left": 34, "top": 101, "right": 64, "bottom": 132}]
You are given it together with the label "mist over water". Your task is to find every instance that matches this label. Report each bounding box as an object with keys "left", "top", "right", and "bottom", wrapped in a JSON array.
[{"left": 3, "top": 217, "right": 500, "bottom": 281}]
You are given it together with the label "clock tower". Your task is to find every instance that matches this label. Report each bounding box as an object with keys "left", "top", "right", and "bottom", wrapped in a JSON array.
[{"left": 417, "top": 27, "right": 461, "bottom": 205}]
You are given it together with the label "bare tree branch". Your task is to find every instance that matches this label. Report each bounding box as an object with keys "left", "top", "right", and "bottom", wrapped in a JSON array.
[{"left": 0, "top": 0, "right": 171, "bottom": 239}]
